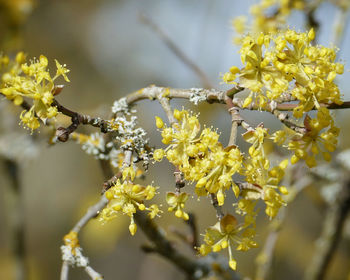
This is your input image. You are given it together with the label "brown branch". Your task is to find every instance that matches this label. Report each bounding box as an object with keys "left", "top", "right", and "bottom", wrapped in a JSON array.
[
  {"left": 102, "top": 172, "right": 122, "bottom": 193},
  {"left": 139, "top": 13, "right": 213, "bottom": 89},
  {"left": 168, "top": 212, "right": 198, "bottom": 252},
  {"left": 53, "top": 99, "right": 110, "bottom": 142},
  {"left": 186, "top": 213, "right": 199, "bottom": 250},
  {"left": 134, "top": 211, "right": 209, "bottom": 278}
]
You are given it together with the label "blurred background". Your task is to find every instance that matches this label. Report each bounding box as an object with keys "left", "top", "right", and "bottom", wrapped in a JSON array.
[{"left": 0, "top": 0, "right": 350, "bottom": 279}]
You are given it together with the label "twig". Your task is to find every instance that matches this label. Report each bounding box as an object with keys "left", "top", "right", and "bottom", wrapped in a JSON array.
[
  {"left": 255, "top": 169, "right": 312, "bottom": 280},
  {"left": 157, "top": 96, "right": 177, "bottom": 125},
  {"left": 210, "top": 193, "right": 225, "bottom": 220},
  {"left": 139, "top": 13, "right": 213, "bottom": 89},
  {"left": 186, "top": 213, "right": 199, "bottom": 250},
  {"left": 331, "top": 7, "right": 350, "bottom": 47},
  {"left": 169, "top": 212, "right": 198, "bottom": 252},
  {"left": 60, "top": 195, "right": 108, "bottom": 280},
  {"left": 53, "top": 99, "right": 110, "bottom": 142},
  {"left": 157, "top": 96, "right": 185, "bottom": 193},
  {"left": 71, "top": 196, "right": 108, "bottom": 233},
  {"left": 225, "top": 96, "right": 244, "bottom": 146},
  {"left": 2, "top": 159, "right": 27, "bottom": 280},
  {"left": 97, "top": 148, "right": 211, "bottom": 279},
  {"left": 305, "top": 179, "right": 350, "bottom": 280},
  {"left": 60, "top": 262, "right": 69, "bottom": 280},
  {"left": 255, "top": 218, "right": 281, "bottom": 280},
  {"left": 134, "top": 211, "right": 209, "bottom": 279},
  {"left": 272, "top": 110, "right": 307, "bottom": 134},
  {"left": 102, "top": 172, "right": 122, "bottom": 193}
]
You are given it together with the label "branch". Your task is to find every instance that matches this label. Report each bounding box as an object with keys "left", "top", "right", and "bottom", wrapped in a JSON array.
[
  {"left": 53, "top": 99, "right": 110, "bottom": 142},
  {"left": 124, "top": 86, "right": 228, "bottom": 106},
  {"left": 134, "top": 211, "right": 209, "bottom": 278},
  {"left": 255, "top": 169, "right": 312, "bottom": 280},
  {"left": 96, "top": 144, "right": 212, "bottom": 279},
  {"left": 71, "top": 196, "right": 108, "bottom": 233},
  {"left": 210, "top": 193, "right": 225, "bottom": 220},
  {"left": 60, "top": 195, "right": 108, "bottom": 280},
  {"left": 158, "top": 95, "right": 177, "bottom": 125},
  {"left": 225, "top": 96, "right": 244, "bottom": 146},
  {"left": 139, "top": 13, "right": 213, "bottom": 89},
  {"left": 1, "top": 158, "right": 27, "bottom": 280},
  {"left": 123, "top": 86, "right": 350, "bottom": 114},
  {"left": 305, "top": 179, "right": 350, "bottom": 280}
]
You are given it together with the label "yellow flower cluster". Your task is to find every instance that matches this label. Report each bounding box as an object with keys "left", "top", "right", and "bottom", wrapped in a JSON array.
[
  {"left": 154, "top": 109, "right": 243, "bottom": 206},
  {"left": 286, "top": 108, "right": 339, "bottom": 167},
  {"left": 100, "top": 178, "right": 160, "bottom": 235},
  {"left": 0, "top": 52, "right": 70, "bottom": 131},
  {"left": 153, "top": 110, "right": 291, "bottom": 270},
  {"left": 224, "top": 29, "right": 343, "bottom": 166},
  {"left": 224, "top": 29, "right": 343, "bottom": 110},
  {"left": 199, "top": 214, "right": 258, "bottom": 270},
  {"left": 232, "top": 0, "right": 305, "bottom": 41},
  {"left": 242, "top": 125, "right": 289, "bottom": 218}
]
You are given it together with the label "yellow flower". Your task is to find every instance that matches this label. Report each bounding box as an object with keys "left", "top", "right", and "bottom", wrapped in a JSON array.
[
  {"left": 100, "top": 180, "right": 159, "bottom": 235},
  {"left": 166, "top": 192, "right": 190, "bottom": 220},
  {"left": 55, "top": 59, "right": 70, "bottom": 82},
  {"left": 199, "top": 214, "right": 257, "bottom": 270}
]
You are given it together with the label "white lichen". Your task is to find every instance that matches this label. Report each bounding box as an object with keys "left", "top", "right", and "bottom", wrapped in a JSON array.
[
  {"left": 61, "top": 245, "right": 89, "bottom": 267},
  {"left": 189, "top": 88, "right": 206, "bottom": 105}
]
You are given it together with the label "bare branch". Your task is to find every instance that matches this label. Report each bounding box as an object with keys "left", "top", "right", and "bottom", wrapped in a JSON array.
[
  {"left": 60, "top": 195, "right": 108, "bottom": 280},
  {"left": 139, "top": 13, "right": 213, "bottom": 89}
]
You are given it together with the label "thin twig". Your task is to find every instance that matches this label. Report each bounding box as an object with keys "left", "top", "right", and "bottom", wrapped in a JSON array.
[
  {"left": 157, "top": 96, "right": 185, "bottom": 193},
  {"left": 53, "top": 99, "right": 109, "bottom": 142},
  {"left": 158, "top": 96, "right": 177, "bottom": 125},
  {"left": 225, "top": 96, "right": 244, "bottom": 146},
  {"left": 134, "top": 211, "right": 209, "bottom": 278},
  {"left": 272, "top": 110, "right": 307, "bottom": 134},
  {"left": 210, "top": 193, "right": 225, "bottom": 220},
  {"left": 97, "top": 156, "right": 211, "bottom": 279},
  {"left": 255, "top": 169, "right": 312, "bottom": 280},
  {"left": 2, "top": 159, "right": 27, "bottom": 280},
  {"left": 60, "top": 262, "right": 69, "bottom": 280},
  {"left": 186, "top": 213, "right": 199, "bottom": 250},
  {"left": 60, "top": 195, "right": 108, "bottom": 280},
  {"left": 71, "top": 196, "right": 108, "bottom": 233},
  {"left": 139, "top": 13, "right": 213, "bottom": 89},
  {"left": 331, "top": 7, "right": 350, "bottom": 47}
]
